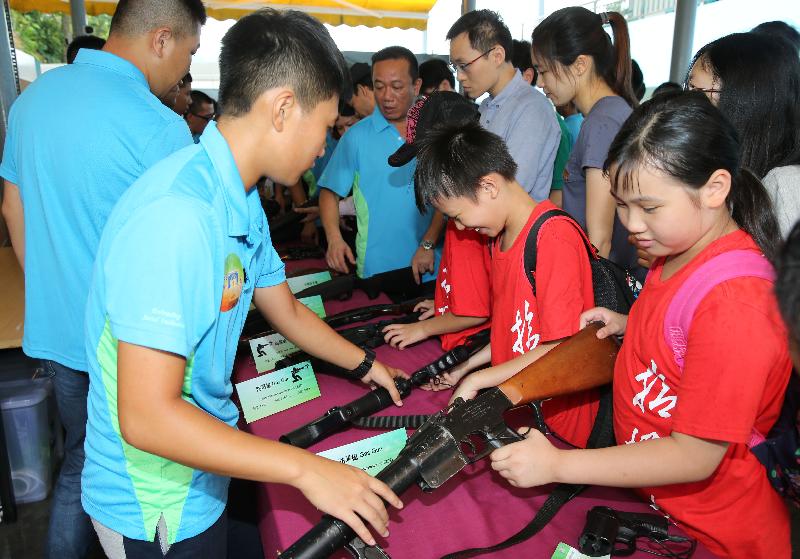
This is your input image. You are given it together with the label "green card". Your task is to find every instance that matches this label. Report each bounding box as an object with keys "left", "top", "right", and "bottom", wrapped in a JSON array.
[
  {"left": 317, "top": 428, "right": 408, "bottom": 476},
  {"left": 236, "top": 361, "right": 321, "bottom": 424},
  {"left": 551, "top": 543, "right": 608, "bottom": 559},
  {"left": 287, "top": 271, "right": 332, "bottom": 294},
  {"left": 297, "top": 295, "right": 326, "bottom": 318},
  {"left": 249, "top": 333, "right": 300, "bottom": 373}
]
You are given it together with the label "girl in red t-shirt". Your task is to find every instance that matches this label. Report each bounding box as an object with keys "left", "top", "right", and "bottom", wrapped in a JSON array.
[{"left": 489, "top": 92, "right": 792, "bottom": 558}]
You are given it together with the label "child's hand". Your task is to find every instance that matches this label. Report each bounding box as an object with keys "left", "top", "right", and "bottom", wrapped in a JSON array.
[
  {"left": 413, "top": 299, "right": 435, "bottom": 320},
  {"left": 421, "top": 359, "right": 472, "bottom": 392},
  {"left": 382, "top": 321, "right": 429, "bottom": 349},
  {"left": 449, "top": 374, "right": 481, "bottom": 404},
  {"left": 297, "top": 456, "right": 403, "bottom": 546},
  {"left": 490, "top": 428, "right": 560, "bottom": 488},
  {"left": 579, "top": 307, "right": 628, "bottom": 338},
  {"left": 362, "top": 361, "right": 407, "bottom": 406}
]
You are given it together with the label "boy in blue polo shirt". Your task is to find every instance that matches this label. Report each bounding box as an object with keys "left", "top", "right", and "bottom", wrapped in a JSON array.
[{"left": 82, "top": 10, "right": 405, "bottom": 556}]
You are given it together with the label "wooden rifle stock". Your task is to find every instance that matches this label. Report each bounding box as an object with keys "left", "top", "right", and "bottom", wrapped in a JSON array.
[{"left": 498, "top": 323, "right": 619, "bottom": 407}]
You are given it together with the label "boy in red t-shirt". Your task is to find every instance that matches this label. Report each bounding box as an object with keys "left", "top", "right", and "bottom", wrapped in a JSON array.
[
  {"left": 413, "top": 119, "right": 598, "bottom": 448},
  {"left": 382, "top": 92, "right": 492, "bottom": 354}
]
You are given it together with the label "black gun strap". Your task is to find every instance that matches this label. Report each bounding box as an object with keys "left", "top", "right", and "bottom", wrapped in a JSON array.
[
  {"left": 353, "top": 414, "right": 431, "bottom": 429},
  {"left": 440, "top": 385, "right": 615, "bottom": 559}
]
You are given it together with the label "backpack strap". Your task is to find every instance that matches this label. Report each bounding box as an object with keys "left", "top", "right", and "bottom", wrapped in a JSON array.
[
  {"left": 524, "top": 208, "right": 597, "bottom": 296},
  {"left": 662, "top": 250, "right": 774, "bottom": 449}
]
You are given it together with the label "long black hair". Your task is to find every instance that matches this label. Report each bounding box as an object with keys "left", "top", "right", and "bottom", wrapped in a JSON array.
[
  {"left": 687, "top": 32, "right": 800, "bottom": 178},
  {"left": 605, "top": 91, "right": 781, "bottom": 263},
  {"left": 531, "top": 7, "right": 637, "bottom": 107}
]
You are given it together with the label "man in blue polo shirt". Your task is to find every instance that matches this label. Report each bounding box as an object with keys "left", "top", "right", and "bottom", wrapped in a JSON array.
[
  {"left": 0, "top": 1, "right": 204, "bottom": 557},
  {"left": 319, "top": 46, "right": 444, "bottom": 283},
  {"left": 82, "top": 10, "right": 405, "bottom": 556}
]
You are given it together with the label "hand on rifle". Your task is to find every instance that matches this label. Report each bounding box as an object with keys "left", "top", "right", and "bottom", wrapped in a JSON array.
[
  {"left": 490, "top": 427, "right": 560, "bottom": 488},
  {"left": 421, "top": 358, "right": 472, "bottom": 392},
  {"left": 363, "top": 361, "right": 407, "bottom": 406},
  {"left": 381, "top": 300, "right": 435, "bottom": 349},
  {"left": 295, "top": 455, "right": 404, "bottom": 546},
  {"left": 579, "top": 308, "right": 628, "bottom": 339},
  {"left": 326, "top": 236, "right": 355, "bottom": 273}
]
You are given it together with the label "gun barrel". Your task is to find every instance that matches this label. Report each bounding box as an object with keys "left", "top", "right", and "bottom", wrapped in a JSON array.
[
  {"left": 279, "top": 455, "right": 421, "bottom": 559},
  {"left": 498, "top": 323, "right": 619, "bottom": 407}
]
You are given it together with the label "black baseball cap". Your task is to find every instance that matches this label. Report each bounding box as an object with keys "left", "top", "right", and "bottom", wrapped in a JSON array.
[{"left": 388, "top": 91, "right": 479, "bottom": 167}]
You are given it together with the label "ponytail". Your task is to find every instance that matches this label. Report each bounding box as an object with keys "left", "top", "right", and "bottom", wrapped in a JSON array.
[
  {"left": 531, "top": 7, "right": 637, "bottom": 108},
  {"left": 603, "top": 12, "right": 638, "bottom": 107},
  {"left": 606, "top": 91, "right": 781, "bottom": 262},
  {"left": 729, "top": 168, "right": 781, "bottom": 263}
]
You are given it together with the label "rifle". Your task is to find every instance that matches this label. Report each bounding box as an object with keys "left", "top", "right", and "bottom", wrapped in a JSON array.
[
  {"left": 279, "top": 324, "right": 619, "bottom": 559},
  {"left": 279, "top": 246, "right": 326, "bottom": 262},
  {"left": 280, "top": 329, "right": 491, "bottom": 448},
  {"left": 240, "top": 301, "right": 422, "bottom": 349}
]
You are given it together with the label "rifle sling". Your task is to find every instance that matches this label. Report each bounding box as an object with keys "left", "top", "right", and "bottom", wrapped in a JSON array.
[
  {"left": 439, "top": 384, "right": 615, "bottom": 559},
  {"left": 352, "top": 415, "right": 431, "bottom": 429}
]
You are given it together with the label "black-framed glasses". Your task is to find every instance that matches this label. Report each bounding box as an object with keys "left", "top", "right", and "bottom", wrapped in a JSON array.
[
  {"left": 449, "top": 47, "right": 496, "bottom": 74},
  {"left": 684, "top": 83, "right": 721, "bottom": 94},
  {"left": 188, "top": 111, "right": 215, "bottom": 121}
]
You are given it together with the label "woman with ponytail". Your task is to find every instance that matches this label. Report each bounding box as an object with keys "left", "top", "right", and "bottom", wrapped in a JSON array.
[
  {"left": 489, "top": 92, "right": 790, "bottom": 558},
  {"left": 531, "top": 7, "right": 642, "bottom": 278}
]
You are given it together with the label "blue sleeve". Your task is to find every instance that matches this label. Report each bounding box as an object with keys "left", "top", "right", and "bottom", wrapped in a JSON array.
[
  {"left": 319, "top": 127, "right": 358, "bottom": 197},
  {"left": 0, "top": 102, "right": 20, "bottom": 184},
  {"left": 256, "top": 237, "right": 287, "bottom": 288},
  {"left": 580, "top": 115, "right": 620, "bottom": 171},
  {"left": 104, "top": 196, "right": 218, "bottom": 358},
  {"left": 140, "top": 119, "right": 193, "bottom": 170},
  {"left": 507, "top": 101, "right": 560, "bottom": 202}
]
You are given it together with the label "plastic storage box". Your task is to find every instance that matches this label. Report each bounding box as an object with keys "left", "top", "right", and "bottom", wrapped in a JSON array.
[{"left": 0, "top": 384, "right": 51, "bottom": 504}]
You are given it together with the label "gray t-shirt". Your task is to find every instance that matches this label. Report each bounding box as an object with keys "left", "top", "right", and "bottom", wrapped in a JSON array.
[
  {"left": 563, "top": 96, "right": 639, "bottom": 275},
  {"left": 763, "top": 165, "right": 800, "bottom": 239}
]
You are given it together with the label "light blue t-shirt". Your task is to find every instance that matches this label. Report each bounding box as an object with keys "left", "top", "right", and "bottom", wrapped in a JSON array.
[
  {"left": 320, "top": 107, "right": 438, "bottom": 279},
  {"left": 82, "top": 122, "right": 286, "bottom": 544},
  {"left": 0, "top": 49, "right": 192, "bottom": 371}
]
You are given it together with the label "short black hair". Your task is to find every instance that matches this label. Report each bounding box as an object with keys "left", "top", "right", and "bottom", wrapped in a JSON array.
[
  {"left": 752, "top": 20, "right": 800, "bottom": 51},
  {"left": 652, "top": 81, "right": 682, "bottom": 97},
  {"left": 446, "top": 10, "right": 512, "bottom": 63},
  {"left": 777, "top": 221, "right": 800, "bottom": 350},
  {"left": 511, "top": 39, "right": 534, "bottom": 75},
  {"left": 419, "top": 58, "right": 454, "bottom": 92},
  {"left": 66, "top": 34, "right": 105, "bottom": 64},
  {"left": 181, "top": 72, "right": 192, "bottom": 85},
  {"left": 371, "top": 46, "right": 419, "bottom": 81},
  {"left": 350, "top": 62, "right": 373, "bottom": 91},
  {"left": 414, "top": 120, "right": 517, "bottom": 211},
  {"left": 218, "top": 9, "right": 348, "bottom": 117},
  {"left": 110, "top": 0, "right": 206, "bottom": 38},
  {"left": 189, "top": 89, "right": 216, "bottom": 112}
]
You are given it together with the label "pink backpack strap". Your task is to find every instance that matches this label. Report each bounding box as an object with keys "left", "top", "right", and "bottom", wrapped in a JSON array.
[{"left": 664, "top": 250, "right": 775, "bottom": 372}]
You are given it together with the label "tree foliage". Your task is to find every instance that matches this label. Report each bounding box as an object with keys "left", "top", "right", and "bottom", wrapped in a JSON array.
[{"left": 11, "top": 9, "right": 112, "bottom": 64}]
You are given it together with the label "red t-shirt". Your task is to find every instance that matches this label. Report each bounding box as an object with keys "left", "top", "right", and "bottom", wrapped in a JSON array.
[
  {"left": 490, "top": 201, "right": 597, "bottom": 448},
  {"left": 433, "top": 221, "right": 492, "bottom": 351},
  {"left": 614, "top": 230, "right": 791, "bottom": 558}
]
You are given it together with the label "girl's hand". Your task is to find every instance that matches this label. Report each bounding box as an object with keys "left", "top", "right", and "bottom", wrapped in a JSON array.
[
  {"left": 579, "top": 307, "right": 628, "bottom": 338},
  {"left": 422, "top": 359, "right": 473, "bottom": 392},
  {"left": 449, "top": 375, "right": 481, "bottom": 404},
  {"left": 490, "top": 428, "right": 560, "bottom": 488},
  {"left": 413, "top": 299, "right": 435, "bottom": 320},
  {"left": 628, "top": 233, "right": 656, "bottom": 269},
  {"left": 382, "top": 321, "right": 429, "bottom": 349}
]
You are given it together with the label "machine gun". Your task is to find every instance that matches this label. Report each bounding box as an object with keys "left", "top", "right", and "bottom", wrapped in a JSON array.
[
  {"left": 280, "top": 329, "right": 491, "bottom": 448},
  {"left": 280, "top": 324, "right": 619, "bottom": 559}
]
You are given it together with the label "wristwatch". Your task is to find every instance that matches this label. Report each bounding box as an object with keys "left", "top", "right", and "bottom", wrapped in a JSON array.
[
  {"left": 350, "top": 348, "right": 376, "bottom": 379},
  {"left": 420, "top": 239, "right": 435, "bottom": 250}
]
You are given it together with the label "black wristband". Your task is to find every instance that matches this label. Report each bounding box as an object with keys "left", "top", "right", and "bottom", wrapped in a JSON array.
[{"left": 350, "top": 348, "right": 376, "bottom": 379}]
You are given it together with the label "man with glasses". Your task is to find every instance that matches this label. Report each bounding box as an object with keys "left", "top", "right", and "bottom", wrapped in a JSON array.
[
  {"left": 186, "top": 89, "right": 217, "bottom": 142},
  {"left": 446, "top": 9, "right": 560, "bottom": 202}
]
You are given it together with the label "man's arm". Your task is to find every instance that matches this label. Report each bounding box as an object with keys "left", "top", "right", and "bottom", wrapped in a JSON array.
[
  {"left": 506, "top": 106, "right": 560, "bottom": 202},
  {"left": 2, "top": 181, "right": 24, "bottom": 269},
  {"left": 320, "top": 188, "right": 355, "bottom": 273},
  {"left": 117, "top": 341, "right": 402, "bottom": 546},
  {"left": 585, "top": 168, "right": 616, "bottom": 258},
  {"left": 253, "top": 281, "right": 404, "bottom": 403},
  {"left": 411, "top": 210, "right": 445, "bottom": 284}
]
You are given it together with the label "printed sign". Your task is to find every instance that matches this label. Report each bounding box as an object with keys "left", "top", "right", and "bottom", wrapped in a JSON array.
[
  {"left": 551, "top": 543, "right": 609, "bottom": 559},
  {"left": 249, "top": 333, "right": 300, "bottom": 373},
  {"left": 297, "top": 295, "right": 326, "bottom": 318},
  {"left": 317, "top": 429, "right": 408, "bottom": 476},
  {"left": 287, "top": 271, "right": 332, "bottom": 294},
  {"left": 236, "top": 361, "right": 320, "bottom": 423}
]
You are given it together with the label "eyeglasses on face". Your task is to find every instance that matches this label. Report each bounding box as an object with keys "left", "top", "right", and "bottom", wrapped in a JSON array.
[
  {"left": 189, "top": 111, "right": 215, "bottom": 121},
  {"left": 449, "top": 47, "right": 496, "bottom": 74},
  {"left": 684, "top": 83, "right": 721, "bottom": 94}
]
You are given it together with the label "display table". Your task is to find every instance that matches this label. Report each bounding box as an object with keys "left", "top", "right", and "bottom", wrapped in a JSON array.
[{"left": 234, "top": 287, "right": 717, "bottom": 559}]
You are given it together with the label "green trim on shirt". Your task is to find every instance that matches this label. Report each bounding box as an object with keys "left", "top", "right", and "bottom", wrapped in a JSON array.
[{"left": 353, "top": 172, "right": 368, "bottom": 278}]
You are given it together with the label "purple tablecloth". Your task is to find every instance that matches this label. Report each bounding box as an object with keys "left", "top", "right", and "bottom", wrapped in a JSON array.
[{"left": 235, "top": 285, "right": 717, "bottom": 559}]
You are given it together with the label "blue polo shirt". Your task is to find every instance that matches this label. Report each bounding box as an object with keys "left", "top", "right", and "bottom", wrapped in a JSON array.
[
  {"left": 319, "top": 107, "right": 438, "bottom": 279},
  {"left": 82, "top": 122, "right": 285, "bottom": 544},
  {"left": 0, "top": 49, "right": 192, "bottom": 371}
]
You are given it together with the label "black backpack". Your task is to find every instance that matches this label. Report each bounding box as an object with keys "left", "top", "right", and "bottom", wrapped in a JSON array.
[{"left": 524, "top": 208, "right": 641, "bottom": 314}]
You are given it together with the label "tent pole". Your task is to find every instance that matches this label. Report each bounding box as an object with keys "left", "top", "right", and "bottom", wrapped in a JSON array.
[
  {"left": 668, "top": 0, "right": 697, "bottom": 83},
  {"left": 70, "top": 0, "right": 87, "bottom": 38},
  {"left": 461, "top": 0, "right": 476, "bottom": 15},
  {"left": 0, "top": 0, "right": 18, "bottom": 150}
]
